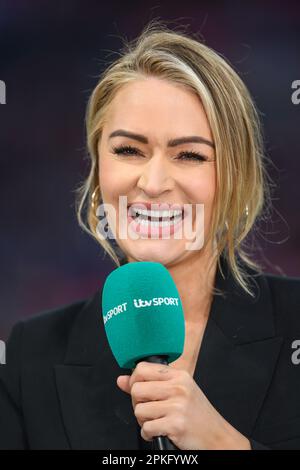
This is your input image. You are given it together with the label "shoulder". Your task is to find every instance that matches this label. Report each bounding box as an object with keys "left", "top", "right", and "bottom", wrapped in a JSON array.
[
  {"left": 262, "top": 271, "right": 300, "bottom": 335},
  {"left": 22, "top": 296, "right": 87, "bottom": 334},
  {"left": 5, "top": 295, "right": 92, "bottom": 366},
  {"left": 264, "top": 270, "right": 300, "bottom": 295}
]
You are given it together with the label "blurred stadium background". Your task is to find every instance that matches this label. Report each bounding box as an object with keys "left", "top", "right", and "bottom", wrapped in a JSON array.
[{"left": 0, "top": 0, "right": 299, "bottom": 339}]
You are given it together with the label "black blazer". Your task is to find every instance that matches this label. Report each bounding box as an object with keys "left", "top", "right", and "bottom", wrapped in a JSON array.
[{"left": 1, "top": 256, "right": 300, "bottom": 450}]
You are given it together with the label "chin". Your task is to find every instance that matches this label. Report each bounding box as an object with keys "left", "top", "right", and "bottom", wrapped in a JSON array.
[{"left": 123, "top": 242, "right": 184, "bottom": 265}]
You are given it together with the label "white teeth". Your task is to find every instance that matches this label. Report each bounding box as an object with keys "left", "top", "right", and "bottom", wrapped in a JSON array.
[
  {"left": 133, "top": 214, "right": 182, "bottom": 226},
  {"left": 130, "top": 207, "right": 183, "bottom": 218}
]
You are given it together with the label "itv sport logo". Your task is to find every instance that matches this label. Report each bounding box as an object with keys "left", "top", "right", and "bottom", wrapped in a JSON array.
[{"left": 103, "top": 296, "right": 180, "bottom": 325}]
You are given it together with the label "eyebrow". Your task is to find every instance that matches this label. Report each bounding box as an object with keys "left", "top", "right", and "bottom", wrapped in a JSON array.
[{"left": 108, "top": 129, "right": 215, "bottom": 149}]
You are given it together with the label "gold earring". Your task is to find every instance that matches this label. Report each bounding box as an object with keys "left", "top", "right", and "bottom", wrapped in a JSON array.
[{"left": 91, "top": 185, "right": 100, "bottom": 209}]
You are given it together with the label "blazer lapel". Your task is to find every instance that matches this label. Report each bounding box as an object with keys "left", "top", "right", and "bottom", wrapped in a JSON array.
[
  {"left": 54, "top": 255, "right": 283, "bottom": 449},
  {"left": 194, "top": 256, "right": 283, "bottom": 438}
]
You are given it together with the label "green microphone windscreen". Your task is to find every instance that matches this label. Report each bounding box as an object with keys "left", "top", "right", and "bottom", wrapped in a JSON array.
[{"left": 102, "top": 261, "right": 185, "bottom": 369}]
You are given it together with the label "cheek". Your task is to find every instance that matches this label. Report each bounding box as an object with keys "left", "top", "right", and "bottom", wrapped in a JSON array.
[
  {"left": 183, "top": 171, "right": 216, "bottom": 235},
  {"left": 99, "top": 158, "right": 130, "bottom": 202},
  {"left": 183, "top": 170, "right": 216, "bottom": 206},
  {"left": 99, "top": 158, "right": 116, "bottom": 191}
]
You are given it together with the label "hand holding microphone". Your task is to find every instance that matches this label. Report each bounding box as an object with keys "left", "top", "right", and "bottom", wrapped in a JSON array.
[{"left": 116, "top": 360, "right": 201, "bottom": 449}]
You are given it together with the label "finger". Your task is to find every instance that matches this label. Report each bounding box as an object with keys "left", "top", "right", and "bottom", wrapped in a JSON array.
[
  {"left": 131, "top": 380, "right": 174, "bottom": 404},
  {"left": 130, "top": 361, "right": 175, "bottom": 389},
  {"left": 134, "top": 400, "right": 167, "bottom": 426},
  {"left": 116, "top": 375, "right": 131, "bottom": 394},
  {"left": 141, "top": 417, "right": 169, "bottom": 442}
]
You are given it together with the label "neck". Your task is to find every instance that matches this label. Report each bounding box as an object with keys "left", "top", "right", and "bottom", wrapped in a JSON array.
[{"left": 167, "top": 245, "right": 217, "bottom": 324}]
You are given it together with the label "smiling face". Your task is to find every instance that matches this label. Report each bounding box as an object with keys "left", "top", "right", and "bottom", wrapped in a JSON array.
[{"left": 98, "top": 77, "right": 216, "bottom": 266}]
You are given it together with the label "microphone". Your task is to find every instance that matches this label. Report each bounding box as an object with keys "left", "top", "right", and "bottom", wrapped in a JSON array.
[{"left": 102, "top": 261, "right": 185, "bottom": 450}]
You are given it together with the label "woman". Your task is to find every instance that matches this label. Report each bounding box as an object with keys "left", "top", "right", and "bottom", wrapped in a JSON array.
[{"left": 1, "top": 22, "right": 300, "bottom": 450}]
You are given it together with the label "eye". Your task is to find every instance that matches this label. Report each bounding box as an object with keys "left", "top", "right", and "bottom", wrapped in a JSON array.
[
  {"left": 176, "top": 150, "right": 207, "bottom": 162},
  {"left": 112, "top": 145, "right": 143, "bottom": 157},
  {"left": 111, "top": 145, "right": 208, "bottom": 162}
]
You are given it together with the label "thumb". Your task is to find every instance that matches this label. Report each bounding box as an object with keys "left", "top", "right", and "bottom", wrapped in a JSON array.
[{"left": 116, "top": 375, "right": 131, "bottom": 394}]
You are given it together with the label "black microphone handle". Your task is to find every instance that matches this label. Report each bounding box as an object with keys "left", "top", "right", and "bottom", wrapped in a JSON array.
[{"left": 135, "top": 355, "right": 179, "bottom": 451}]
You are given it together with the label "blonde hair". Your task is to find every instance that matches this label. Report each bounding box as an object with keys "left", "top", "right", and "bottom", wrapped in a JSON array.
[{"left": 75, "top": 20, "right": 273, "bottom": 298}]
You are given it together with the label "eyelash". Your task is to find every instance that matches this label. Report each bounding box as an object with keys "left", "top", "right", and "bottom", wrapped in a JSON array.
[{"left": 111, "top": 145, "right": 207, "bottom": 162}]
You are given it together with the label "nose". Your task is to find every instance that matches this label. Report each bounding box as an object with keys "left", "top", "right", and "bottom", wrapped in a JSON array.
[{"left": 136, "top": 153, "right": 174, "bottom": 197}]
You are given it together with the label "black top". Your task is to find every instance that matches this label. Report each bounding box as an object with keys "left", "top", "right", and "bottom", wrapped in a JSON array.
[{"left": 1, "top": 255, "right": 300, "bottom": 449}]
